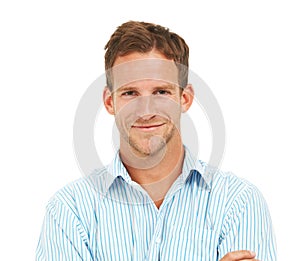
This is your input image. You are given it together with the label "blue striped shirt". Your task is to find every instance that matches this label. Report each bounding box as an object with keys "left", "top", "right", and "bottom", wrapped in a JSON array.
[{"left": 36, "top": 148, "right": 277, "bottom": 260}]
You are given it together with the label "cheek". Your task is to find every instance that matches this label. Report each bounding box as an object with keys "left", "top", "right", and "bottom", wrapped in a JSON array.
[
  {"left": 112, "top": 100, "right": 128, "bottom": 116},
  {"left": 162, "top": 106, "right": 182, "bottom": 123}
]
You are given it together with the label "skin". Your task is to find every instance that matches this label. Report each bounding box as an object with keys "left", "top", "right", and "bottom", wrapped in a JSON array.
[
  {"left": 103, "top": 49, "right": 258, "bottom": 261},
  {"left": 220, "top": 250, "right": 259, "bottom": 261}
]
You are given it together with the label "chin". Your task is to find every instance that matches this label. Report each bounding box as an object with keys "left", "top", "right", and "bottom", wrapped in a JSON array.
[{"left": 129, "top": 139, "right": 166, "bottom": 157}]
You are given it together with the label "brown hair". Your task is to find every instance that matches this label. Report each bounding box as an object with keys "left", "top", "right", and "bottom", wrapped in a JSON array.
[{"left": 104, "top": 21, "right": 189, "bottom": 89}]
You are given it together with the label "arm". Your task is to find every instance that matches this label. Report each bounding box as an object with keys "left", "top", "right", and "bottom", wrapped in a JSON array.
[
  {"left": 220, "top": 250, "right": 258, "bottom": 261},
  {"left": 36, "top": 196, "right": 94, "bottom": 261},
  {"left": 218, "top": 184, "right": 277, "bottom": 261}
]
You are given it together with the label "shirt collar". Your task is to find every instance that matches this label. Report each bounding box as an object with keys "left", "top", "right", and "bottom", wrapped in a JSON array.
[
  {"left": 106, "top": 151, "right": 132, "bottom": 182},
  {"left": 102, "top": 146, "right": 212, "bottom": 194},
  {"left": 181, "top": 147, "right": 211, "bottom": 185}
]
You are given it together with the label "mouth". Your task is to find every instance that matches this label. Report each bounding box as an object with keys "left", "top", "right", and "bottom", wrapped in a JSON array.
[{"left": 132, "top": 123, "right": 166, "bottom": 132}]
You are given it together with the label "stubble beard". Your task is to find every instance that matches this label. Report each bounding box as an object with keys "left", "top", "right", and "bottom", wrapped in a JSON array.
[{"left": 128, "top": 124, "right": 176, "bottom": 157}]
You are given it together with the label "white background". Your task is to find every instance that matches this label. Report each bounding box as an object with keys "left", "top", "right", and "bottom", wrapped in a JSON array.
[{"left": 0, "top": 0, "right": 299, "bottom": 260}]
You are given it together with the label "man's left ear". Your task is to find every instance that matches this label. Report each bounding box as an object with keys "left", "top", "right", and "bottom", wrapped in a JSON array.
[{"left": 181, "top": 84, "right": 194, "bottom": 112}]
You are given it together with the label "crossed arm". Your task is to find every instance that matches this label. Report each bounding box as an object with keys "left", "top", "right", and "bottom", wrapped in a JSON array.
[
  {"left": 36, "top": 180, "right": 277, "bottom": 260},
  {"left": 221, "top": 250, "right": 258, "bottom": 261}
]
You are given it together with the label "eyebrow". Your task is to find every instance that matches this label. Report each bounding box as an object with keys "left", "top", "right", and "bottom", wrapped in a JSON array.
[
  {"left": 116, "top": 84, "right": 177, "bottom": 93},
  {"left": 115, "top": 86, "right": 137, "bottom": 93}
]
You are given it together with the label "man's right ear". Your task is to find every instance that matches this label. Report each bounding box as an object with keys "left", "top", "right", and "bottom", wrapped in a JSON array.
[{"left": 103, "top": 87, "right": 115, "bottom": 115}]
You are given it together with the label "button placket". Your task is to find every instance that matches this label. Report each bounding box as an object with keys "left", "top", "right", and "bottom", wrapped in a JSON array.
[
  {"left": 155, "top": 235, "right": 161, "bottom": 243},
  {"left": 145, "top": 207, "right": 166, "bottom": 260},
  {"left": 154, "top": 213, "right": 163, "bottom": 243}
]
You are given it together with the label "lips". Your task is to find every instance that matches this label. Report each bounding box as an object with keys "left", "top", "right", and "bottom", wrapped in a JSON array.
[{"left": 132, "top": 123, "right": 166, "bottom": 131}]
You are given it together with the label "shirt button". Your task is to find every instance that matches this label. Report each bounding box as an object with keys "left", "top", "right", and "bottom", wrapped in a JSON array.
[{"left": 155, "top": 237, "right": 161, "bottom": 244}]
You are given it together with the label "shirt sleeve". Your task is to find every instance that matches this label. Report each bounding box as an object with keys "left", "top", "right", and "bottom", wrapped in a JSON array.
[
  {"left": 217, "top": 183, "right": 277, "bottom": 261},
  {"left": 36, "top": 195, "right": 94, "bottom": 261}
]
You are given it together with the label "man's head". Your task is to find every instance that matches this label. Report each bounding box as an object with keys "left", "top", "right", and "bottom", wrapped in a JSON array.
[
  {"left": 104, "top": 21, "right": 189, "bottom": 89},
  {"left": 103, "top": 21, "right": 193, "bottom": 160}
]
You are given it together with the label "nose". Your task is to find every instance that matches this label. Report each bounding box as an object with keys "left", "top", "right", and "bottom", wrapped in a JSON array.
[
  {"left": 139, "top": 114, "right": 156, "bottom": 121},
  {"left": 135, "top": 95, "right": 156, "bottom": 119}
]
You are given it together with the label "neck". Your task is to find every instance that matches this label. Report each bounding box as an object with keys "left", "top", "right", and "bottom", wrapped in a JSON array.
[{"left": 119, "top": 134, "right": 185, "bottom": 209}]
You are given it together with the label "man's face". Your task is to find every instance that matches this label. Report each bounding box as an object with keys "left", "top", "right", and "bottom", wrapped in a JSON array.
[{"left": 104, "top": 50, "right": 193, "bottom": 157}]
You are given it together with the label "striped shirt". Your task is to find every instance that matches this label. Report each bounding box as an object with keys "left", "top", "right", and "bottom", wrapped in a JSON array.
[{"left": 36, "top": 148, "right": 277, "bottom": 260}]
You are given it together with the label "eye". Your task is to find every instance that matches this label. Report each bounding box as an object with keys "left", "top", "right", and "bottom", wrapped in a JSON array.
[
  {"left": 121, "top": 91, "right": 137, "bottom": 96},
  {"left": 154, "top": 90, "right": 171, "bottom": 95}
]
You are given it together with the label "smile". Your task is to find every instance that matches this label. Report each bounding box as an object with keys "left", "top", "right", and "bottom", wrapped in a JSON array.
[{"left": 132, "top": 123, "right": 166, "bottom": 131}]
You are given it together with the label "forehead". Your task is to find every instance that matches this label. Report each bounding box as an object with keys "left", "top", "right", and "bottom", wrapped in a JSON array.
[
  {"left": 110, "top": 52, "right": 179, "bottom": 89},
  {"left": 113, "top": 50, "right": 168, "bottom": 65},
  {"left": 116, "top": 80, "right": 177, "bottom": 92}
]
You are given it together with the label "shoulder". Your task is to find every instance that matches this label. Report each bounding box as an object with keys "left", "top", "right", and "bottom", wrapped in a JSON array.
[
  {"left": 206, "top": 165, "right": 267, "bottom": 218},
  {"left": 220, "top": 170, "right": 258, "bottom": 197},
  {"left": 209, "top": 167, "right": 271, "bottom": 231},
  {"left": 45, "top": 168, "right": 107, "bottom": 220}
]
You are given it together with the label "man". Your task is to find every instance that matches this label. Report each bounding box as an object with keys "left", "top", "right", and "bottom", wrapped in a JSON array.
[{"left": 36, "top": 21, "right": 277, "bottom": 260}]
